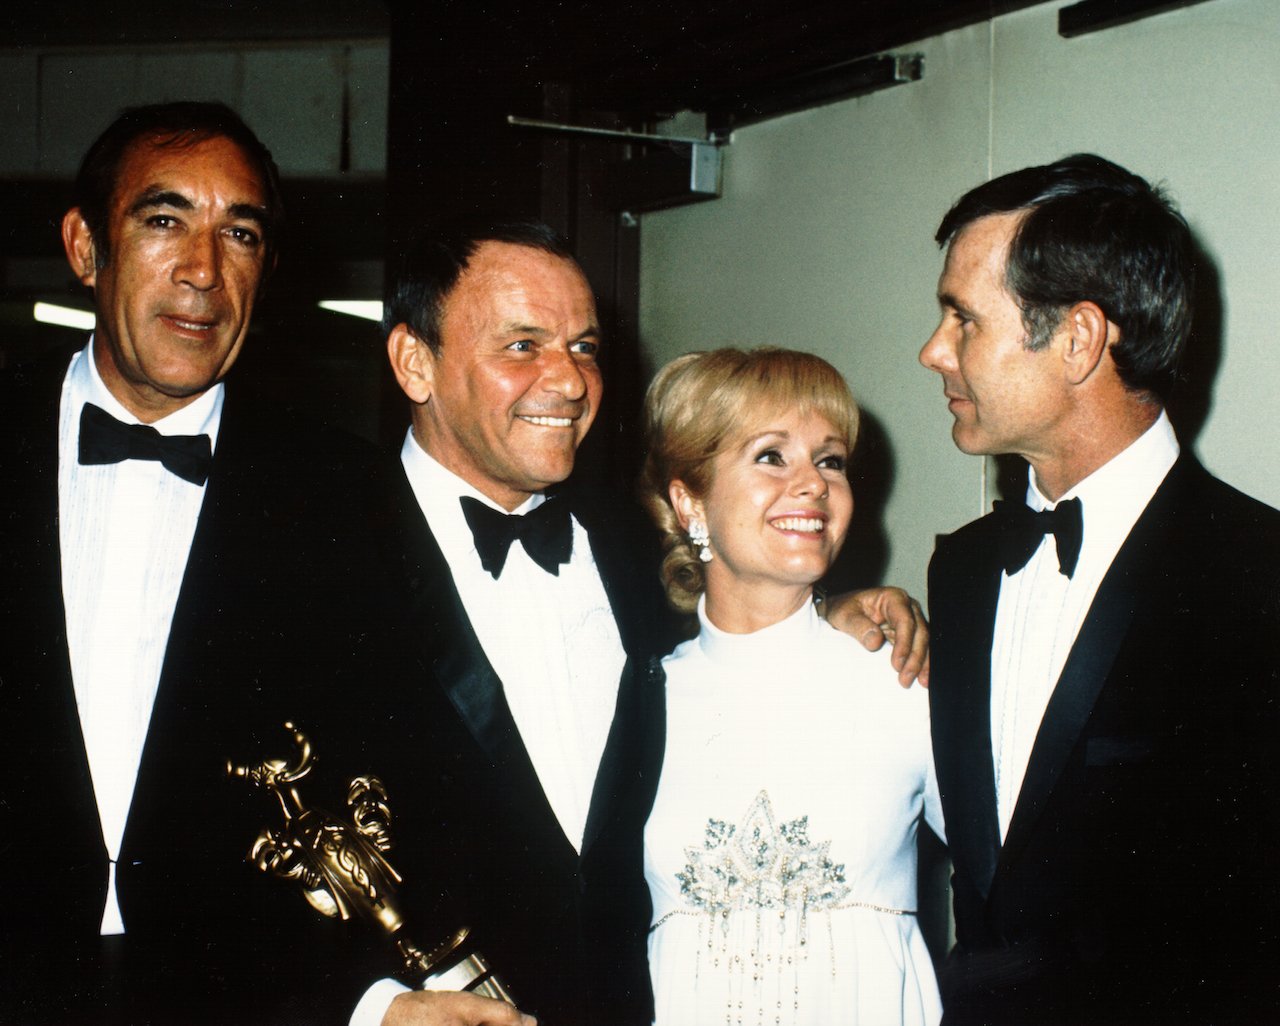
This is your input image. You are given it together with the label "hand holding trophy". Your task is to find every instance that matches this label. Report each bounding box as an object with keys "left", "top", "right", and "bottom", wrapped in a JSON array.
[{"left": 228, "top": 723, "right": 513, "bottom": 1003}]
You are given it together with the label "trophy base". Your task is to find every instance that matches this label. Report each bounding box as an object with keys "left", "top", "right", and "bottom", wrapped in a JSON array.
[{"left": 422, "top": 949, "right": 514, "bottom": 1004}]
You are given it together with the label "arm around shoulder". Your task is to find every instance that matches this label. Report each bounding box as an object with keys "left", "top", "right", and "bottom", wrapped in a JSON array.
[{"left": 823, "top": 586, "right": 929, "bottom": 687}]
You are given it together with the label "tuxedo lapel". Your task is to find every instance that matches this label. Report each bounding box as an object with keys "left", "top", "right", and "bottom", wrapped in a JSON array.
[
  {"left": 6, "top": 358, "right": 77, "bottom": 705},
  {"left": 573, "top": 495, "right": 669, "bottom": 858},
  {"left": 122, "top": 386, "right": 247, "bottom": 861},
  {"left": 580, "top": 659, "right": 643, "bottom": 856},
  {"left": 386, "top": 476, "right": 665, "bottom": 859},
  {"left": 579, "top": 648, "right": 664, "bottom": 857},
  {"left": 0, "top": 349, "right": 107, "bottom": 926},
  {"left": 390, "top": 471, "right": 539, "bottom": 772},
  {"left": 4, "top": 353, "right": 75, "bottom": 699},
  {"left": 930, "top": 521, "right": 1003, "bottom": 902},
  {"left": 997, "top": 570, "right": 1135, "bottom": 863},
  {"left": 998, "top": 460, "right": 1187, "bottom": 866},
  {"left": 578, "top": 496, "right": 645, "bottom": 658}
]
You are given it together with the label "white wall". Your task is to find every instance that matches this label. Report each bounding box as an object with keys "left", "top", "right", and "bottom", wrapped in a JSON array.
[{"left": 638, "top": 0, "right": 1280, "bottom": 601}]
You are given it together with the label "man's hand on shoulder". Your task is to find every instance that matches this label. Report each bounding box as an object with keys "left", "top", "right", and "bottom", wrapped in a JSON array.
[
  {"left": 823, "top": 587, "right": 929, "bottom": 688},
  {"left": 383, "top": 990, "right": 535, "bottom": 1026}
]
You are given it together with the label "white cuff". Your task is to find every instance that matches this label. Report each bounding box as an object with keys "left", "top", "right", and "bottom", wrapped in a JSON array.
[{"left": 350, "top": 977, "right": 411, "bottom": 1026}]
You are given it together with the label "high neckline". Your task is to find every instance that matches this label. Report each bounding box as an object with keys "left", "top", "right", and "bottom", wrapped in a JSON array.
[{"left": 696, "top": 592, "right": 823, "bottom": 667}]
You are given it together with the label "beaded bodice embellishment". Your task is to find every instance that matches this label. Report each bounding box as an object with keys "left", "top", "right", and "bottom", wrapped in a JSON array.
[
  {"left": 678, "top": 790, "right": 850, "bottom": 921},
  {"left": 656, "top": 790, "right": 870, "bottom": 1024},
  {"left": 652, "top": 790, "right": 919, "bottom": 1024}
]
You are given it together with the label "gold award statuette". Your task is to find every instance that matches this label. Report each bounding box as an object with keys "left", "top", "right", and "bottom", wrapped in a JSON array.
[{"left": 228, "top": 722, "right": 513, "bottom": 1002}]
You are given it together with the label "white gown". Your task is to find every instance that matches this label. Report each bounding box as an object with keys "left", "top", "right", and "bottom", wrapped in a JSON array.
[{"left": 645, "top": 598, "right": 944, "bottom": 1026}]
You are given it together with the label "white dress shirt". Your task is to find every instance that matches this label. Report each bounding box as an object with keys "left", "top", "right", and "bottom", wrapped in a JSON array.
[
  {"left": 58, "top": 338, "right": 223, "bottom": 934},
  {"left": 350, "top": 432, "right": 628, "bottom": 1026},
  {"left": 399, "top": 430, "right": 626, "bottom": 853},
  {"left": 989, "top": 412, "right": 1178, "bottom": 840}
]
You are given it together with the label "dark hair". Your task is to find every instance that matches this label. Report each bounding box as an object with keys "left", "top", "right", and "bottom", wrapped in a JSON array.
[
  {"left": 382, "top": 216, "right": 575, "bottom": 352},
  {"left": 936, "top": 153, "right": 1194, "bottom": 401},
  {"left": 73, "top": 101, "right": 284, "bottom": 277}
]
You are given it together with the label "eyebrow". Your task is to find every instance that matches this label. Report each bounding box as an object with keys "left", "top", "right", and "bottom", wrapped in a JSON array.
[
  {"left": 229, "top": 202, "right": 270, "bottom": 228},
  {"left": 937, "top": 290, "right": 976, "bottom": 318},
  {"left": 127, "top": 188, "right": 192, "bottom": 218},
  {"left": 126, "top": 187, "right": 269, "bottom": 229},
  {"left": 740, "top": 430, "right": 845, "bottom": 449},
  {"left": 500, "top": 321, "right": 603, "bottom": 340}
]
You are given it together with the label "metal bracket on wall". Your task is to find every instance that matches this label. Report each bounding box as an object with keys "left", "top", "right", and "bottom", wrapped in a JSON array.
[{"left": 506, "top": 115, "right": 724, "bottom": 214}]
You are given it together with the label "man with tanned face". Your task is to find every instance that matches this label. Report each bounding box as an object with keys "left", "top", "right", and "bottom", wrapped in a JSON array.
[
  {"left": 0, "top": 102, "right": 376, "bottom": 1025},
  {"left": 921, "top": 156, "right": 1280, "bottom": 1025},
  {"left": 339, "top": 218, "right": 930, "bottom": 1026}
]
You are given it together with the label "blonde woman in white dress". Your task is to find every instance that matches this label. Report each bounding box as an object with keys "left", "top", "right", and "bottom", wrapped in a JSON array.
[{"left": 638, "top": 348, "right": 944, "bottom": 1026}]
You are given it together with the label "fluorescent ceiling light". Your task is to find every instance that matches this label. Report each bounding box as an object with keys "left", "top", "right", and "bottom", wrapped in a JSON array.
[
  {"left": 319, "top": 300, "right": 383, "bottom": 322},
  {"left": 34, "top": 302, "right": 95, "bottom": 330}
]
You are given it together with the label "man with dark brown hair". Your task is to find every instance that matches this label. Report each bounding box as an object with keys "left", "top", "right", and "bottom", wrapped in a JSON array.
[
  {"left": 0, "top": 101, "right": 374, "bottom": 1025},
  {"left": 923, "top": 155, "right": 1280, "bottom": 1025}
]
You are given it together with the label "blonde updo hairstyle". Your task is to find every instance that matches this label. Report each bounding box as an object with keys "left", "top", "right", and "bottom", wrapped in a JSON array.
[{"left": 640, "top": 347, "right": 860, "bottom": 614}]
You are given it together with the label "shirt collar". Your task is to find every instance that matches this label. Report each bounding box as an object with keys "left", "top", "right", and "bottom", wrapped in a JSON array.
[
  {"left": 1027, "top": 409, "right": 1179, "bottom": 563},
  {"left": 72, "top": 335, "right": 224, "bottom": 450},
  {"left": 399, "top": 428, "right": 546, "bottom": 561}
]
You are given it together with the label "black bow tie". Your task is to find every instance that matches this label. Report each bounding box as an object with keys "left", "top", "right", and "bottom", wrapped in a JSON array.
[
  {"left": 78, "top": 403, "right": 213, "bottom": 486},
  {"left": 460, "top": 495, "right": 573, "bottom": 579},
  {"left": 992, "top": 497, "right": 1084, "bottom": 578}
]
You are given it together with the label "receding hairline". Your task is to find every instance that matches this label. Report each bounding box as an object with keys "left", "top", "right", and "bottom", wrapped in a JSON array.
[
  {"left": 449, "top": 239, "right": 593, "bottom": 300},
  {"left": 435, "top": 240, "right": 600, "bottom": 343},
  {"left": 112, "top": 133, "right": 270, "bottom": 211},
  {"left": 461, "top": 238, "right": 589, "bottom": 280},
  {"left": 937, "top": 208, "right": 1029, "bottom": 303}
]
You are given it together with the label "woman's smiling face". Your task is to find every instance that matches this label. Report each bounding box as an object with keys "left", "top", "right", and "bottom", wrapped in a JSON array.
[{"left": 675, "top": 408, "right": 853, "bottom": 622}]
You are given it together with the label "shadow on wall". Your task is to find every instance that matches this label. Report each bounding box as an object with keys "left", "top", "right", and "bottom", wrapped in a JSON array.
[
  {"left": 993, "top": 234, "right": 1224, "bottom": 505},
  {"left": 822, "top": 407, "right": 894, "bottom": 594},
  {"left": 1167, "top": 237, "right": 1222, "bottom": 454}
]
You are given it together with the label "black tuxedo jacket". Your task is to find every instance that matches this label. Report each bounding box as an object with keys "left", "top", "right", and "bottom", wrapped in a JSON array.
[
  {"left": 928, "top": 455, "right": 1280, "bottom": 1025},
  {"left": 0, "top": 350, "right": 380, "bottom": 1025},
  {"left": 336, "top": 467, "right": 674, "bottom": 1026}
]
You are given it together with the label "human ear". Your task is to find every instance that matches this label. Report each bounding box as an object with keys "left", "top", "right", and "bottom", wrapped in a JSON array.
[
  {"left": 1062, "top": 301, "right": 1112, "bottom": 385},
  {"left": 668, "top": 480, "right": 706, "bottom": 532},
  {"left": 61, "top": 208, "right": 98, "bottom": 287},
  {"left": 387, "top": 324, "right": 435, "bottom": 404}
]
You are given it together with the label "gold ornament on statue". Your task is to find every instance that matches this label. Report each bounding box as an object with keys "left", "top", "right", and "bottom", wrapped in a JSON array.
[{"left": 228, "top": 722, "right": 512, "bottom": 1001}]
